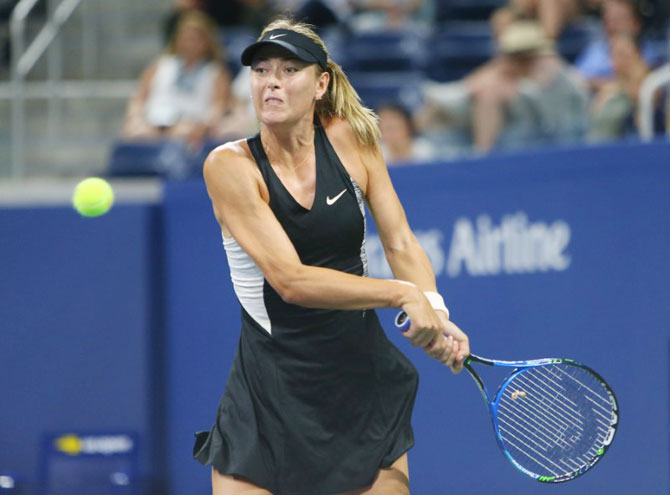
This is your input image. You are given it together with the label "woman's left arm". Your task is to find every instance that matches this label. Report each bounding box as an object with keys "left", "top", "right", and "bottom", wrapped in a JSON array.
[
  {"left": 325, "top": 116, "right": 469, "bottom": 370},
  {"left": 363, "top": 144, "right": 470, "bottom": 371},
  {"left": 365, "top": 149, "right": 436, "bottom": 291}
]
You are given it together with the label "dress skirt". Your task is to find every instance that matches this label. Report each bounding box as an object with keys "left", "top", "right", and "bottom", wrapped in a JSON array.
[{"left": 194, "top": 308, "right": 418, "bottom": 495}]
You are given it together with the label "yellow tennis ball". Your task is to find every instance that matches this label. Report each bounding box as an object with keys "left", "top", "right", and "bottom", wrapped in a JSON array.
[{"left": 72, "top": 177, "right": 114, "bottom": 217}]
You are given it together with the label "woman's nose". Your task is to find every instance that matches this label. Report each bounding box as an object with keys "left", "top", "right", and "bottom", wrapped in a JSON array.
[{"left": 267, "top": 68, "right": 281, "bottom": 88}]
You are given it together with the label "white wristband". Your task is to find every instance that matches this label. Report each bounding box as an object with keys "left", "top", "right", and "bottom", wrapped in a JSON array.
[{"left": 424, "top": 291, "right": 450, "bottom": 319}]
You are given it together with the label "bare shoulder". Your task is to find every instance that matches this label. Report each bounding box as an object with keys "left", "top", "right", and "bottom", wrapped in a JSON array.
[
  {"left": 320, "top": 115, "right": 379, "bottom": 193},
  {"left": 205, "top": 138, "right": 250, "bottom": 164},
  {"left": 322, "top": 114, "right": 380, "bottom": 158},
  {"left": 203, "top": 139, "right": 267, "bottom": 233},
  {"left": 321, "top": 114, "right": 359, "bottom": 149},
  {"left": 203, "top": 139, "right": 256, "bottom": 186}
]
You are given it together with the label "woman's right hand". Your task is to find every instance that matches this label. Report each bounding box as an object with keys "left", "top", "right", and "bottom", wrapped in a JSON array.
[
  {"left": 400, "top": 290, "right": 470, "bottom": 373},
  {"left": 400, "top": 290, "right": 446, "bottom": 349}
]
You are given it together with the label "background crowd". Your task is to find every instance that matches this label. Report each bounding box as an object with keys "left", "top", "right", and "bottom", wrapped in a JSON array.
[{"left": 118, "top": 0, "right": 670, "bottom": 169}]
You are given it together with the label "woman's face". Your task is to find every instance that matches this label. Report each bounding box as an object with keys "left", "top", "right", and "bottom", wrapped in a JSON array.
[
  {"left": 250, "top": 45, "right": 329, "bottom": 127},
  {"left": 176, "top": 23, "right": 209, "bottom": 62}
]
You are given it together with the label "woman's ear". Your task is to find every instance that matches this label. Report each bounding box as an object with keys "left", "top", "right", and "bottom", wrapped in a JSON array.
[{"left": 315, "top": 70, "right": 330, "bottom": 100}]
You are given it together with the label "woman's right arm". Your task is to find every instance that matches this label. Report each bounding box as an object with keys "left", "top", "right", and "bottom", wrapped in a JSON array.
[{"left": 203, "top": 144, "right": 441, "bottom": 346}]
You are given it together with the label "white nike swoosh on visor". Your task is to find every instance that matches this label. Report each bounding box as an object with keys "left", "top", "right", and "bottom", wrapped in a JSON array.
[
  {"left": 269, "top": 34, "right": 286, "bottom": 40},
  {"left": 326, "top": 189, "right": 347, "bottom": 206}
]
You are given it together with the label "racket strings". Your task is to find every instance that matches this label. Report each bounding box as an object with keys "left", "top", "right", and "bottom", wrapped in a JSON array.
[
  {"left": 499, "top": 371, "right": 607, "bottom": 468},
  {"left": 499, "top": 367, "right": 610, "bottom": 472},
  {"left": 495, "top": 364, "right": 614, "bottom": 478}
]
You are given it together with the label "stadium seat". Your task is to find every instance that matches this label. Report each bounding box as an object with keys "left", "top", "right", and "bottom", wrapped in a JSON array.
[
  {"left": 427, "top": 22, "right": 495, "bottom": 82},
  {"left": 348, "top": 71, "right": 424, "bottom": 111},
  {"left": 557, "top": 20, "right": 598, "bottom": 63},
  {"left": 319, "top": 26, "right": 348, "bottom": 66},
  {"left": 220, "top": 27, "right": 256, "bottom": 77},
  {"left": 341, "top": 30, "right": 428, "bottom": 72},
  {"left": 108, "top": 140, "right": 194, "bottom": 180},
  {"left": 435, "top": 0, "right": 505, "bottom": 22}
]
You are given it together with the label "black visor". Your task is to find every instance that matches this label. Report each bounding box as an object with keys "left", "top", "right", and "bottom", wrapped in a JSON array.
[{"left": 241, "top": 29, "right": 328, "bottom": 71}]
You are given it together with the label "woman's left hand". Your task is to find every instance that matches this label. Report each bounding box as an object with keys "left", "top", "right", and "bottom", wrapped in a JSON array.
[{"left": 422, "top": 312, "right": 470, "bottom": 374}]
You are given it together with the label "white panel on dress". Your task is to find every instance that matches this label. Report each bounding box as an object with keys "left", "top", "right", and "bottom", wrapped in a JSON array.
[{"left": 223, "top": 234, "right": 271, "bottom": 334}]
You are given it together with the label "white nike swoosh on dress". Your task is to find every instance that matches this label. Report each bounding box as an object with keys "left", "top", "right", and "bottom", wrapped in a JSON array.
[
  {"left": 326, "top": 189, "right": 347, "bottom": 206},
  {"left": 269, "top": 34, "right": 286, "bottom": 40}
]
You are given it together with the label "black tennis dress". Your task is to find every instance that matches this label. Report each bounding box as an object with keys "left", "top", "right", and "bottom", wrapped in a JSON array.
[{"left": 193, "top": 118, "right": 419, "bottom": 495}]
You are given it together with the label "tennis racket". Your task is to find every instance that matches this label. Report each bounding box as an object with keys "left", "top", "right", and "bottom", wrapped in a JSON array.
[{"left": 395, "top": 311, "right": 619, "bottom": 483}]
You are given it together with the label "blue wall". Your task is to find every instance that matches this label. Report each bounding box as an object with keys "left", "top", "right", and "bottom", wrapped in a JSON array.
[
  {"left": 1, "top": 140, "right": 669, "bottom": 494},
  {"left": 0, "top": 204, "right": 166, "bottom": 491}
]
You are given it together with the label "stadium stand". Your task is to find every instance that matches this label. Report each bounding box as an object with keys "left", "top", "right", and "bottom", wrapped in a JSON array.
[
  {"left": 108, "top": 140, "right": 192, "bottom": 179},
  {"left": 426, "top": 21, "right": 496, "bottom": 82},
  {"left": 2, "top": 0, "right": 668, "bottom": 179},
  {"left": 340, "top": 29, "right": 429, "bottom": 73},
  {"left": 1, "top": 0, "right": 172, "bottom": 178},
  {"left": 434, "top": 0, "right": 504, "bottom": 22},
  {"left": 348, "top": 70, "right": 425, "bottom": 111},
  {"left": 220, "top": 26, "right": 256, "bottom": 77},
  {"left": 108, "top": 138, "right": 222, "bottom": 180},
  {"left": 557, "top": 19, "right": 601, "bottom": 63}
]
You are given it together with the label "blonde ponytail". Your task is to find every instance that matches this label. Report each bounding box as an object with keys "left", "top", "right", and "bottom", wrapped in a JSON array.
[
  {"left": 317, "top": 60, "right": 380, "bottom": 151},
  {"left": 260, "top": 18, "right": 381, "bottom": 151}
]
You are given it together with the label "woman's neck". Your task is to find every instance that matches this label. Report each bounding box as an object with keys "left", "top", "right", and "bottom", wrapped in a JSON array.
[{"left": 261, "top": 116, "right": 316, "bottom": 172}]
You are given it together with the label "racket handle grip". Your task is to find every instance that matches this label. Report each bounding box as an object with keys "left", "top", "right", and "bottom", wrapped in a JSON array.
[
  {"left": 395, "top": 311, "right": 411, "bottom": 332},
  {"left": 396, "top": 311, "right": 475, "bottom": 366}
]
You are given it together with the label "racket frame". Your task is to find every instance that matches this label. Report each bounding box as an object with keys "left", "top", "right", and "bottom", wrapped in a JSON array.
[
  {"left": 464, "top": 354, "right": 618, "bottom": 482},
  {"left": 394, "top": 311, "right": 619, "bottom": 483}
]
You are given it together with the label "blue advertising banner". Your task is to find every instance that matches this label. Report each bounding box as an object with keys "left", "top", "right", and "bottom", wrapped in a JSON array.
[
  {"left": 163, "top": 140, "right": 670, "bottom": 495},
  {"left": 1, "top": 140, "right": 668, "bottom": 494},
  {"left": 365, "top": 141, "right": 670, "bottom": 494},
  {"left": 41, "top": 431, "right": 139, "bottom": 494},
  {"left": 0, "top": 203, "right": 164, "bottom": 493}
]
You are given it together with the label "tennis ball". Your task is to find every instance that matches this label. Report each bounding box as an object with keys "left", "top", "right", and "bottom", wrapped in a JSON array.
[{"left": 72, "top": 177, "right": 114, "bottom": 217}]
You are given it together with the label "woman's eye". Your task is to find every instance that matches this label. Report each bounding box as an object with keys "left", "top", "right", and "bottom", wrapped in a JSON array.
[{"left": 286, "top": 66, "right": 298, "bottom": 73}]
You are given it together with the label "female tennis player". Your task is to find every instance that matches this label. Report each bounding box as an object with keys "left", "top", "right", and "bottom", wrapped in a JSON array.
[{"left": 193, "top": 18, "right": 470, "bottom": 495}]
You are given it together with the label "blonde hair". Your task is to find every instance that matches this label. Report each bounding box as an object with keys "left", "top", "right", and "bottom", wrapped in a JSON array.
[
  {"left": 259, "top": 18, "right": 380, "bottom": 150},
  {"left": 167, "top": 10, "right": 223, "bottom": 62}
]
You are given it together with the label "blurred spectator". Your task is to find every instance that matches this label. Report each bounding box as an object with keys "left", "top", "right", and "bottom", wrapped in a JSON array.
[
  {"left": 491, "top": 0, "right": 600, "bottom": 40},
  {"left": 164, "top": 0, "right": 279, "bottom": 42},
  {"left": 206, "top": 0, "right": 278, "bottom": 32},
  {"left": 291, "top": 0, "right": 353, "bottom": 31},
  {"left": 210, "top": 65, "right": 259, "bottom": 140},
  {"left": 421, "top": 21, "right": 588, "bottom": 153},
  {"left": 122, "top": 11, "right": 233, "bottom": 150},
  {"left": 377, "top": 102, "right": 435, "bottom": 165},
  {"left": 163, "top": 0, "right": 204, "bottom": 43},
  {"left": 587, "top": 31, "right": 651, "bottom": 141},
  {"left": 348, "top": 0, "right": 434, "bottom": 32},
  {"left": 574, "top": 0, "right": 663, "bottom": 90}
]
